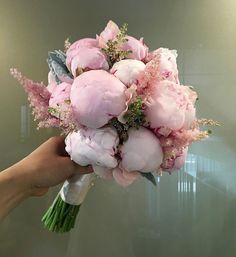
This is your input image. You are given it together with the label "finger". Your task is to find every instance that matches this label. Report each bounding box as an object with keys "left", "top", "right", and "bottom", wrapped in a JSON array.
[
  {"left": 60, "top": 156, "right": 94, "bottom": 175},
  {"left": 45, "top": 136, "right": 67, "bottom": 156},
  {"left": 74, "top": 164, "right": 94, "bottom": 174}
]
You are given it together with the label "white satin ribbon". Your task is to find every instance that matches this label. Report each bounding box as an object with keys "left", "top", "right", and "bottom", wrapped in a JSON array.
[{"left": 60, "top": 173, "right": 95, "bottom": 205}]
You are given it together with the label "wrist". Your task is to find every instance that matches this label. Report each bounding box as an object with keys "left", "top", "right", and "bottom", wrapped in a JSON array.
[
  {"left": 12, "top": 158, "right": 49, "bottom": 197},
  {"left": 0, "top": 164, "right": 32, "bottom": 220},
  {"left": 2, "top": 162, "right": 32, "bottom": 200}
]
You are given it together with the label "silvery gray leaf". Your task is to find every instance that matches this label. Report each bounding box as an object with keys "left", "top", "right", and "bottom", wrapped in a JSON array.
[{"left": 47, "top": 50, "right": 73, "bottom": 84}]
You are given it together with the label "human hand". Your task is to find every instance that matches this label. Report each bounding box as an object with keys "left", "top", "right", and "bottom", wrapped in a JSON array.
[{"left": 13, "top": 136, "right": 93, "bottom": 197}]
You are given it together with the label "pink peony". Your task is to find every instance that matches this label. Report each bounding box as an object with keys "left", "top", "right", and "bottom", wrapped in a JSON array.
[
  {"left": 184, "top": 86, "right": 198, "bottom": 104},
  {"left": 67, "top": 38, "right": 98, "bottom": 52},
  {"left": 66, "top": 38, "right": 99, "bottom": 68},
  {"left": 122, "top": 36, "right": 148, "bottom": 61},
  {"left": 183, "top": 105, "right": 196, "bottom": 129},
  {"left": 145, "top": 80, "right": 196, "bottom": 130},
  {"left": 98, "top": 20, "right": 120, "bottom": 48},
  {"left": 49, "top": 82, "right": 71, "bottom": 118},
  {"left": 117, "top": 84, "right": 137, "bottom": 123},
  {"left": 110, "top": 59, "right": 146, "bottom": 86},
  {"left": 146, "top": 48, "right": 179, "bottom": 84},
  {"left": 153, "top": 127, "right": 172, "bottom": 137},
  {"left": 92, "top": 166, "right": 139, "bottom": 186},
  {"left": 120, "top": 127, "right": 163, "bottom": 173},
  {"left": 65, "top": 127, "right": 119, "bottom": 168},
  {"left": 70, "top": 70, "right": 127, "bottom": 128},
  {"left": 67, "top": 47, "right": 109, "bottom": 77},
  {"left": 182, "top": 86, "right": 198, "bottom": 129},
  {"left": 172, "top": 147, "right": 188, "bottom": 170},
  {"left": 112, "top": 167, "right": 140, "bottom": 187}
]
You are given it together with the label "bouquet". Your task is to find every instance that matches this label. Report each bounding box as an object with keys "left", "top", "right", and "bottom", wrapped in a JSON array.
[{"left": 11, "top": 20, "right": 218, "bottom": 233}]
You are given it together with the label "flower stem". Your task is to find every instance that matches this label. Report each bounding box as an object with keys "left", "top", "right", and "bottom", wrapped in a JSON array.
[{"left": 42, "top": 194, "right": 80, "bottom": 233}]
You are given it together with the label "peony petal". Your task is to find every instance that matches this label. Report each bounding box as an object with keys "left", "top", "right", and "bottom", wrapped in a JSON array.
[
  {"left": 122, "top": 36, "right": 148, "bottom": 61},
  {"left": 98, "top": 20, "right": 120, "bottom": 48},
  {"left": 65, "top": 127, "right": 119, "bottom": 168},
  {"left": 92, "top": 165, "right": 113, "bottom": 179},
  {"left": 110, "top": 59, "right": 146, "bottom": 86},
  {"left": 70, "top": 70, "right": 127, "bottom": 128},
  {"left": 120, "top": 127, "right": 163, "bottom": 173},
  {"left": 112, "top": 167, "right": 139, "bottom": 187}
]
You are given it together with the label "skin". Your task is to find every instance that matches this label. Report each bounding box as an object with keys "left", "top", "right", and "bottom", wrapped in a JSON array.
[{"left": 0, "top": 136, "right": 92, "bottom": 221}]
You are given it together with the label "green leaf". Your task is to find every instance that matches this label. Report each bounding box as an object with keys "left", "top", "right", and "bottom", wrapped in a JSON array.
[
  {"left": 101, "top": 23, "right": 131, "bottom": 66},
  {"left": 108, "top": 118, "right": 129, "bottom": 143},
  {"left": 124, "top": 96, "right": 146, "bottom": 128},
  {"left": 207, "top": 129, "right": 212, "bottom": 134},
  {"left": 48, "top": 107, "right": 57, "bottom": 114},
  {"left": 141, "top": 172, "right": 157, "bottom": 186}
]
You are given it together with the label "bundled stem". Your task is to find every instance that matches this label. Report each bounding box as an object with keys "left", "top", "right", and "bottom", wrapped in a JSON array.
[{"left": 42, "top": 194, "right": 80, "bottom": 233}]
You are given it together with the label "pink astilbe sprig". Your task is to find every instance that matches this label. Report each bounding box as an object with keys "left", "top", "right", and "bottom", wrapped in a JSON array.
[
  {"left": 137, "top": 54, "right": 161, "bottom": 96},
  {"left": 158, "top": 126, "right": 209, "bottom": 172},
  {"left": 158, "top": 128, "right": 206, "bottom": 149},
  {"left": 161, "top": 146, "right": 188, "bottom": 172},
  {"left": 137, "top": 48, "right": 179, "bottom": 97},
  {"left": 56, "top": 104, "right": 80, "bottom": 134},
  {"left": 10, "top": 68, "right": 60, "bottom": 129}
]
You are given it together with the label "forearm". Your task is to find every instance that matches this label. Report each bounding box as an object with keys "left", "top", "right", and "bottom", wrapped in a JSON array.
[
  {"left": 0, "top": 137, "right": 91, "bottom": 221},
  {"left": 0, "top": 164, "right": 30, "bottom": 221}
]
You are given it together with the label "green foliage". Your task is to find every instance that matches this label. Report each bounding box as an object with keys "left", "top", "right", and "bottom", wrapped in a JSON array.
[
  {"left": 140, "top": 172, "right": 157, "bottom": 186},
  {"left": 48, "top": 107, "right": 57, "bottom": 114},
  {"left": 124, "top": 96, "right": 146, "bottom": 129},
  {"left": 109, "top": 97, "right": 145, "bottom": 143},
  {"left": 109, "top": 118, "right": 129, "bottom": 143},
  {"left": 102, "top": 23, "right": 131, "bottom": 66},
  {"left": 207, "top": 129, "right": 212, "bottom": 134}
]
